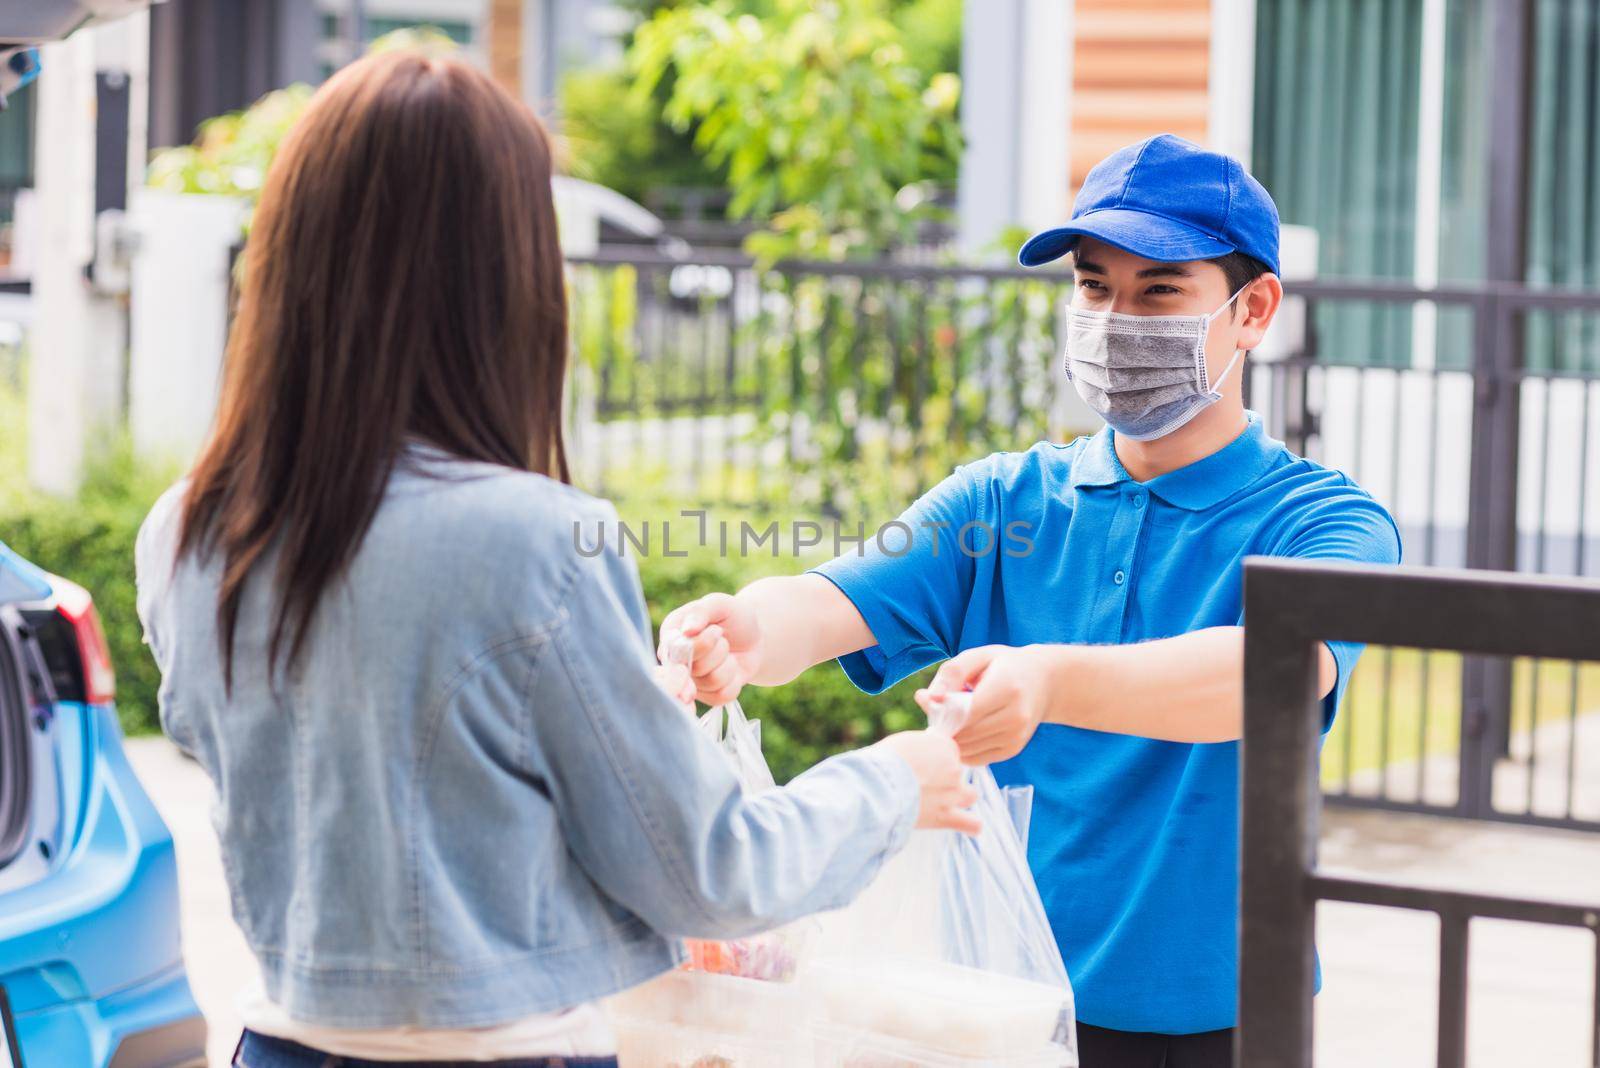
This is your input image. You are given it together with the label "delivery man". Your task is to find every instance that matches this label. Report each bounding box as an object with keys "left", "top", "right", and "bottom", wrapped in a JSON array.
[{"left": 661, "top": 134, "right": 1402, "bottom": 1067}]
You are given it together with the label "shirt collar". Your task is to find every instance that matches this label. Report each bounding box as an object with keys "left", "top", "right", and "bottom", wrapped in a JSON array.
[{"left": 1069, "top": 411, "right": 1284, "bottom": 511}]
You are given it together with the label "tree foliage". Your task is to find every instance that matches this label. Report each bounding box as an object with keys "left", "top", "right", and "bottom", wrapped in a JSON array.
[{"left": 629, "top": 0, "right": 962, "bottom": 260}]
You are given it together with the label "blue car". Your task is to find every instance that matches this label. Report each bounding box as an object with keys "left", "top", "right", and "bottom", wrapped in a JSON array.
[{"left": 0, "top": 543, "right": 205, "bottom": 1068}]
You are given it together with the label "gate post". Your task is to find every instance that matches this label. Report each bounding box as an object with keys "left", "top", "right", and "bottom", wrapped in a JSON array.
[
  {"left": 1459, "top": 0, "right": 1534, "bottom": 814},
  {"left": 1238, "top": 570, "right": 1322, "bottom": 1067}
]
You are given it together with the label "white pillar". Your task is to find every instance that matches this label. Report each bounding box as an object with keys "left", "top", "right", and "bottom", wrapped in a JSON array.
[
  {"left": 956, "top": 0, "right": 1071, "bottom": 259},
  {"left": 27, "top": 33, "right": 98, "bottom": 496},
  {"left": 1409, "top": 0, "right": 1448, "bottom": 371},
  {"left": 1207, "top": 0, "right": 1258, "bottom": 167},
  {"left": 520, "top": 0, "right": 546, "bottom": 109},
  {"left": 25, "top": 17, "right": 152, "bottom": 496},
  {"left": 127, "top": 189, "right": 246, "bottom": 464}
]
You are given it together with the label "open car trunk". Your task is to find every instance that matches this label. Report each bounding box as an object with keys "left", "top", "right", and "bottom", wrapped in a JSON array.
[
  {"left": 0, "top": 547, "right": 55, "bottom": 885},
  {"left": 0, "top": 606, "right": 31, "bottom": 871},
  {"left": 0, "top": 0, "right": 154, "bottom": 45}
]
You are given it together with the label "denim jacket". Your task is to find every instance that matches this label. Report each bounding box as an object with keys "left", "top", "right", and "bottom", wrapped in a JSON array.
[{"left": 135, "top": 445, "right": 918, "bottom": 1029}]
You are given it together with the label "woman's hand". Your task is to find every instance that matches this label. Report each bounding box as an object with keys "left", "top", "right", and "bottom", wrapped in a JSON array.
[
  {"left": 915, "top": 645, "right": 1059, "bottom": 765},
  {"left": 874, "top": 731, "right": 981, "bottom": 835},
  {"left": 658, "top": 592, "right": 765, "bottom": 705}
]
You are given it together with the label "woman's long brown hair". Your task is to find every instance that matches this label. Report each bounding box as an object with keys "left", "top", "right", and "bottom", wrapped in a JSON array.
[{"left": 178, "top": 50, "right": 569, "bottom": 687}]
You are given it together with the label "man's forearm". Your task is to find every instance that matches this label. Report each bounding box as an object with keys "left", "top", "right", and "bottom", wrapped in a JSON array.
[
  {"left": 1039, "top": 626, "right": 1337, "bottom": 744},
  {"left": 734, "top": 573, "right": 875, "bottom": 686}
]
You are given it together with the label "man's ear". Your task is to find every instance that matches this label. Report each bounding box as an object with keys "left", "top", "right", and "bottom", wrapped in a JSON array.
[{"left": 1234, "top": 273, "right": 1284, "bottom": 351}]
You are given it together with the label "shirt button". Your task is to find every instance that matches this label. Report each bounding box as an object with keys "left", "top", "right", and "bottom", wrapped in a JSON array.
[
  {"left": 1132, "top": 493, "right": 1146, "bottom": 509},
  {"left": 1113, "top": 569, "right": 1126, "bottom": 585}
]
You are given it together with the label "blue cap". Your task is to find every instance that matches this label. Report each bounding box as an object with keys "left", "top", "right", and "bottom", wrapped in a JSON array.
[{"left": 1018, "top": 134, "right": 1280, "bottom": 275}]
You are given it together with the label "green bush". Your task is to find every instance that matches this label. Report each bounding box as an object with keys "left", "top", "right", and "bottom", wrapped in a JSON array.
[
  {"left": 629, "top": 0, "right": 962, "bottom": 260},
  {"left": 628, "top": 543, "right": 932, "bottom": 783},
  {"left": 3, "top": 492, "right": 163, "bottom": 734},
  {"left": 2, "top": 474, "right": 928, "bottom": 781},
  {"left": 144, "top": 26, "right": 461, "bottom": 220},
  {"left": 558, "top": 65, "right": 725, "bottom": 206}
]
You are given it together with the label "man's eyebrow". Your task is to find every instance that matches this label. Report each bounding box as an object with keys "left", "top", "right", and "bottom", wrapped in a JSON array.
[
  {"left": 1071, "top": 258, "right": 1194, "bottom": 279},
  {"left": 1137, "top": 264, "right": 1194, "bottom": 279}
]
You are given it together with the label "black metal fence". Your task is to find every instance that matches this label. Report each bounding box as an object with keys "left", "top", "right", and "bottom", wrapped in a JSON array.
[
  {"left": 566, "top": 248, "right": 1068, "bottom": 515},
  {"left": 565, "top": 247, "right": 1600, "bottom": 830},
  {"left": 1251, "top": 281, "right": 1600, "bottom": 832},
  {"left": 1238, "top": 557, "right": 1600, "bottom": 1068}
]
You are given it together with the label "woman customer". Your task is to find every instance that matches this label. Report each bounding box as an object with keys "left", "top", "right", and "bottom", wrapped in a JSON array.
[{"left": 135, "top": 49, "right": 973, "bottom": 1068}]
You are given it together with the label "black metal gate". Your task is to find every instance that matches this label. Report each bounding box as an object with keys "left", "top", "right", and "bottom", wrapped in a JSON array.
[
  {"left": 1238, "top": 557, "right": 1600, "bottom": 1068},
  {"left": 1246, "top": 279, "right": 1600, "bottom": 832}
]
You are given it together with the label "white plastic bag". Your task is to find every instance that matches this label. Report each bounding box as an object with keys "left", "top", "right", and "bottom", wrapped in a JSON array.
[
  {"left": 807, "top": 692, "right": 1078, "bottom": 1067},
  {"left": 657, "top": 628, "right": 805, "bottom": 980},
  {"left": 606, "top": 630, "right": 816, "bottom": 1067}
]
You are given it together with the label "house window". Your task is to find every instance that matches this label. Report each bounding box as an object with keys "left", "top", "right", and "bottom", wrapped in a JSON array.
[
  {"left": 1252, "top": 0, "right": 1600, "bottom": 373},
  {"left": 316, "top": 10, "right": 478, "bottom": 79}
]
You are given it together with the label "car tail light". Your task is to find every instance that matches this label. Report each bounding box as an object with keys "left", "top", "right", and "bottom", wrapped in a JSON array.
[{"left": 51, "top": 578, "right": 116, "bottom": 705}]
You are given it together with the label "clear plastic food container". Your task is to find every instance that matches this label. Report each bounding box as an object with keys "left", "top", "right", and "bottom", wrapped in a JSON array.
[
  {"left": 811, "top": 1023, "right": 1074, "bottom": 1068},
  {"left": 614, "top": 1017, "right": 800, "bottom": 1068},
  {"left": 608, "top": 968, "right": 811, "bottom": 1068},
  {"left": 806, "top": 958, "right": 1075, "bottom": 1062}
]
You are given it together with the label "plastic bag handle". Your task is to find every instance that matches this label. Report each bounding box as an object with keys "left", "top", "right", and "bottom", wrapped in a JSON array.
[
  {"left": 925, "top": 690, "right": 973, "bottom": 737},
  {"left": 661, "top": 627, "right": 695, "bottom": 669}
]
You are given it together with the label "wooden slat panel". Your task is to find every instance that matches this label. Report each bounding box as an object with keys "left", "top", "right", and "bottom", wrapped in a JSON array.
[
  {"left": 1074, "top": 47, "right": 1209, "bottom": 89},
  {"left": 1068, "top": 0, "right": 1213, "bottom": 189},
  {"left": 1074, "top": 9, "right": 1212, "bottom": 42},
  {"left": 1077, "top": 0, "right": 1209, "bottom": 10},
  {"left": 1072, "top": 89, "right": 1209, "bottom": 125},
  {"left": 486, "top": 0, "right": 521, "bottom": 96}
]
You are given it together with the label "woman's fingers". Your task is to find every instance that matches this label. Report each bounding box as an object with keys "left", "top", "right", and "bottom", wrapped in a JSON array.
[
  {"left": 658, "top": 593, "right": 734, "bottom": 659},
  {"left": 941, "top": 809, "right": 983, "bottom": 836},
  {"left": 650, "top": 663, "right": 695, "bottom": 708},
  {"left": 691, "top": 635, "right": 731, "bottom": 686},
  {"left": 666, "top": 626, "right": 727, "bottom": 677},
  {"left": 676, "top": 593, "right": 738, "bottom": 639},
  {"left": 684, "top": 624, "right": 722, "bottom": 667},
  {"left": 695, "top": 654, "right": 741, "bottom": 699},
  {"left": 946, "top": 782, "right": 979, "bottom": 808},
  {"left": 699, "top": 681, "right": 745, "bottom": 707},
  {"left": 933, "top": 784, "right": 982, "bottom": 835}
]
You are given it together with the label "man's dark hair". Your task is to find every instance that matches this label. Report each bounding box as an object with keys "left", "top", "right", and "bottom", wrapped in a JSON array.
[{"left": 1208, "top": 251, "right": 1272, "bottom": 316}]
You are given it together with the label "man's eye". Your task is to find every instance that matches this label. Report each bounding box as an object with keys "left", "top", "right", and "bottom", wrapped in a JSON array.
[
  {"left": 1076, "top": 279, "right": 1105, "bottom": 291},
  {"left": 1145, "top": 285, "right": 1180, "bottom": 296}
]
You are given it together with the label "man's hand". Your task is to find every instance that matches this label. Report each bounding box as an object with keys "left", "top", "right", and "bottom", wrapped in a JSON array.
[
  {"left": 915, "top": 644, "right": 1060, "bottom": 765},
  {"left": 658, "top": 592, "right": 765, "bottom": 706},
  {"left": 912, "top": 629, "right": 1337, "bottom": 749}
]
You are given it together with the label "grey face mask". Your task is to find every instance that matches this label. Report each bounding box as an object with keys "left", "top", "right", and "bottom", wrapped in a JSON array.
[{"left": 1065, "top": 287, "right": 1247, "bottom": 441}]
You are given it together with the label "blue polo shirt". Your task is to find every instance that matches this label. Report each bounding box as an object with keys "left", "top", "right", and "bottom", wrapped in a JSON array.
[{"left": 811, "top": 412, "right": 1401, "bottom": 1035}]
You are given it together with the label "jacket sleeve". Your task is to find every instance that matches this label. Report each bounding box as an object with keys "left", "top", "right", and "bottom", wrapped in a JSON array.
[
  {"left": 521, "top": 524, "right": 920, "bottom": 941},
  {"left": 134, "top": 483, "right": 185, "bottom": 670}
]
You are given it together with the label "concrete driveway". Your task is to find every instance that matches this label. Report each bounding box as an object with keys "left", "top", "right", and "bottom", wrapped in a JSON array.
[{"left": 124, "top": 737, "right": 1600, "bottom": 1068}]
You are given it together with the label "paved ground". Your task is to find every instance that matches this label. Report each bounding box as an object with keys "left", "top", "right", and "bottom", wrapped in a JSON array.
[
  {"left": 1316, "top": 809, "right": 1599, "bottom": 1066},
  {"left": 124, "top": 737, "right": 1600, "bottom": 1068}
]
